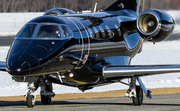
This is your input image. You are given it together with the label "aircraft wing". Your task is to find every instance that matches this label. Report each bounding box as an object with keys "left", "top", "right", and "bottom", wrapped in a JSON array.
[
  {"left": 0, "top": 62, "right": 6, "bottom": 71},
  {"left": 103, "top": 65, "right": 180, "bottom": 78}
]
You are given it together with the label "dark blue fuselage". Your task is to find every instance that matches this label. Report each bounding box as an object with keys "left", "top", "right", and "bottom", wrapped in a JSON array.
[{"left": 7, "top": 9, "right": 142, "bottom": 86}]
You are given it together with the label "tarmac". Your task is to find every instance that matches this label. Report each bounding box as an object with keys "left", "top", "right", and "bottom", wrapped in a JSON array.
[{"left": 0, "top": 94, "right": 180, "bottom": 111}]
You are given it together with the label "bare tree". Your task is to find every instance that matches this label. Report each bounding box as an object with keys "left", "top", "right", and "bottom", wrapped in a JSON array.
[
  {"left": 2, "top": 0, "right": 10, "bottom": 12},
  {"left": 0, "top": 0, "right": 178, "bottom": 12}
]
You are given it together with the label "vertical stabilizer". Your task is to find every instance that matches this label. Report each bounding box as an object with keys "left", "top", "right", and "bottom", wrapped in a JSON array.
[{"left": 104, "top": 0, "right": 144, "bottom": 14}]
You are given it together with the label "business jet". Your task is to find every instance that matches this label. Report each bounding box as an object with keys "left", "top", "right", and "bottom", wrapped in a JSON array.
[{"left": 0, "top": 0, "right": 177, "bottom": 108}]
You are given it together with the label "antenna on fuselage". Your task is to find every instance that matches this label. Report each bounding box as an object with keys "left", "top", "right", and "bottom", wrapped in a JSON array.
[{"left": 93, "top": 3, "right": 98, "bottom": 13}]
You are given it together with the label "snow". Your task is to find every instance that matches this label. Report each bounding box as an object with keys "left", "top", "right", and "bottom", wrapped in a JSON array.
[
  {"left": 0, "top": 11, "right": 180, "bottom": 97},
  {"left": 0, "top": 12, "right": 43, "bottom": 36}
]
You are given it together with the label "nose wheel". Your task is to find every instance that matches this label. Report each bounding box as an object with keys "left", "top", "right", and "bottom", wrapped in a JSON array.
[{"left": 26, "top": 94, "right": 36, "bottom": 107}]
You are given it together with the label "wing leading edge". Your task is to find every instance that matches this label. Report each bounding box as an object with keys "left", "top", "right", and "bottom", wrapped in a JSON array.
[
  {"left": 0, "top": 62, "right": 6, "bottom": 71},
  {"left": 103, "top": 65, "right": 180, "bottom": 78}
]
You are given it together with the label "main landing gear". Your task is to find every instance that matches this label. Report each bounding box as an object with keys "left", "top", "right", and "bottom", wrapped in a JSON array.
[
  {"left": 25, "top": 78, "right": 55, "bottom": 108},
  {"left": 40, "top": 78, "right": 55, "bottom": 105},
  {"left": 125, "top": 77, "right": 143, "bottom": 105}
]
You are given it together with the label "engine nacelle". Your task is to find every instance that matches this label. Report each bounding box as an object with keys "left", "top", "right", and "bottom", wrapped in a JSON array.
[
  {"left": 137, "top": 9, "right": 175, "bottom": 42},
  {"left": 44, "top": 8, "right": 76, "bottom": 16}
]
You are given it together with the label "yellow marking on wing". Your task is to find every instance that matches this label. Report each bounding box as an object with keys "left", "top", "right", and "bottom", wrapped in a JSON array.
[
  {"left": 27, "top": 70, "right": 87, "bottom": 85},
  {"left": 62, "top": 74, "right": 88, "bottom": 85}
]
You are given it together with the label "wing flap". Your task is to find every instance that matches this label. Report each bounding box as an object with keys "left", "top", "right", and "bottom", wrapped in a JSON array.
[
  {"left": 103, "top": 65, "right": 180, "bottom": 78},
  {"left": 0, "top": 62, "right": 6, "bottom": 71}
]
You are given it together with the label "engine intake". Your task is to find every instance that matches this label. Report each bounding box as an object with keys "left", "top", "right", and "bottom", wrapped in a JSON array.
[
  {"left": 137, "top": 9, "right": 175, "bottom": 42},
  {"left": 44, "top": 8, "right": 76, "bottom": 16}
]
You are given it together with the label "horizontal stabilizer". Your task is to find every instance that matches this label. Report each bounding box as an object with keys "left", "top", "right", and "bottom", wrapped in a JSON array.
[
  {"left": 103, "top": 65, "right": 180, "bottom": 78},
  {"left": 0, "top": 62, "right": 6, "bottom": 71}
]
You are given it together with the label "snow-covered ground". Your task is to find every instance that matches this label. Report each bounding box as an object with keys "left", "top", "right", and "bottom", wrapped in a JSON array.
[
  {"left": 0, "top": 12, "right": 43, "bottom": 36},
  {"left": 1, "top": 11, "right": 180, "bottom": 97}
]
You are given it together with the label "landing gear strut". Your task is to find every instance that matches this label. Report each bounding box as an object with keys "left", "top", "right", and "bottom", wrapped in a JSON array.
[{"left": 125, "top": 77, "right": 143, "bottom": 106}]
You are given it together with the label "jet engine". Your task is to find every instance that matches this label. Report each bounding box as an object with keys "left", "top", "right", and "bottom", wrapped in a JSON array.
[{"left": 137, "top": 9, "right": 175, "bottom": 42}]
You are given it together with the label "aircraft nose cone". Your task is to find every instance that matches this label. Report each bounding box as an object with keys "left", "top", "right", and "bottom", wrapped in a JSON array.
[
  {"left": 7, "top": 39, "right": 67, "bottom": 75},
  {"left": 7, "top": 60, "right": 31, "bottom": 75}
]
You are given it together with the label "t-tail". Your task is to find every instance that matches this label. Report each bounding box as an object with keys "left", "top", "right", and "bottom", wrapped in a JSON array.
[{"left": 104, "top": 0, "right": 145, "bottom": 14}]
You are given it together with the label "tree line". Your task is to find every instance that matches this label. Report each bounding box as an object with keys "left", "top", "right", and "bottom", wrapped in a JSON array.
[{"left": 0, "top": 0, "right": 179, "bottom": 13}]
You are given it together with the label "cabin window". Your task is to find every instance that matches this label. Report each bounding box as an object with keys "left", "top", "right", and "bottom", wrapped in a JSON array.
[
  {"left": 115, "top": 24, "right": 121, "bottom": 37},
  {"left": 105, "top": 25, "right": 113, "bottom": 38},
  {"left": 37, "top": 24, "right": 61, "bottom": 38},
  {"left": 61, "top": 25, "right": 73, "bottom": 37},
  {"left": 93, "top": 26, "right": 99, "bottom": 38},
  {"left": 87, "top": 28, "right": 93, "bottom": 38},
  {"left": 17, "top": 24, "right": 36, "bottom": 38},
  {"left": 98, "top": 26, "right": 106, "bottom": 38}
]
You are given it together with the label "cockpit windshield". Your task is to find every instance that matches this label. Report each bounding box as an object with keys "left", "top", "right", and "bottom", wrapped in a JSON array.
[
  {"left": 37, "top": 24, "right": 61, "bottom": 38},
  {"left": 16, "top": 23, "right": 73, "bottom": 39},
  {"left": 17, "top": 24, "right": 36, "bottom": 37}
]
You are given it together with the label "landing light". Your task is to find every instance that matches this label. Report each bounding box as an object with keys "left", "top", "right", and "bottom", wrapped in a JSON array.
[
  {"left": 17, "top": 69, "right": 22, "bottom": 72},
  {"left": 69, "top": 73, "right": 74, "bottom": 78}
]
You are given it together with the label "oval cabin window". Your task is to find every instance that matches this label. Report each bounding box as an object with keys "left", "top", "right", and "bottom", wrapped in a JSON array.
[
  {"left": 93, "top": 26, "right": 100, "bottom": 38},
  {"left": 115, "top": 24, "right": 122, "bottom": 37},
  {"left": 105, "top": 25, "right": 114, "bottom": 38},
  {"left": 98, "top": 26, "right": 106, "bottom": 38}
]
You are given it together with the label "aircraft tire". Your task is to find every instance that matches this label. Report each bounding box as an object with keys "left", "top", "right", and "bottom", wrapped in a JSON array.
[
  {"left": 26, "top": 95, "right": 35, "bottom": 108},
  {"left": 41, "top": 95, "right": 51, "bottom": 105},
  {"left": 132, "top": 86, "right": 143, "bottom": 106}
]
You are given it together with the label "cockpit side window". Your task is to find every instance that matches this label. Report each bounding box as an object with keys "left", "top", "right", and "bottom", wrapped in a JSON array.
[
  {"left": 61, "top": 25, "right": 73, "bottom": 37},
  {"left": 17, "top": 24, "right": 36, "bottom": 38},
  {"left": 37, "top": 24, "right": 61, "bottom": 38}
]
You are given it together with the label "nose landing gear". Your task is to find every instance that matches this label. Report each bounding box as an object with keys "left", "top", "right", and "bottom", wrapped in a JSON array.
[
  {"left": 25, "top": 78, "right": 55, "bottom": 108},
  {"left": 25, "top": 82, "right": 36, "bottom": 108}
]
